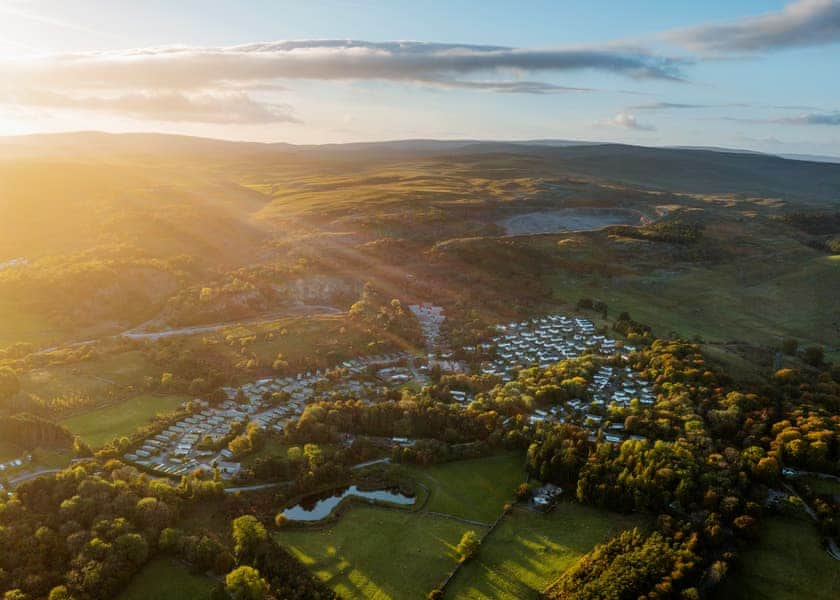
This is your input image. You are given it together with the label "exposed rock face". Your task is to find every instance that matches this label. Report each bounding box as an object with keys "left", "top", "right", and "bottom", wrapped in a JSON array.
[{"left": 274, "top": 275, "right": 361, "bottom": 305}]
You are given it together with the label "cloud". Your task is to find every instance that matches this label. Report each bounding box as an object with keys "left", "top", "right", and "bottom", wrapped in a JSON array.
[
  {"left": 0, "top": 39, "right": 688, "bottom": 123},
  {"left": 433, "top": 80, "right": 591, "bottom": 94},
  {"left": 724, "top": 111, "right": 840, "bottom": 125},
  {"left": 665, "top": 0, "right": 840, "bottom": 54},
  {"left": 0, "top": 39, "right": 686, "bottom": 93},
  {"left": 597, "top": 112, "right": 656, "bottom": 131},
  {"left": 632, "top": 101, "right": 750, "bottom": 110},
  {"left": 774, "top": 112, "right": 840, "bottom": 125},
  {"left": 0, "top": 90, "right": 298, "bottom": 124}
]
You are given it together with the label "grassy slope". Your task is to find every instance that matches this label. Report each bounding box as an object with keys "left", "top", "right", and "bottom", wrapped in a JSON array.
[
  {"left": 60, "top": 393, "right": 187, "bottom": 447},
  {"left": 717, "top": 517, "right": 840, "bottom": 600},
  {"left": 0, "top": 441, "right": 21, "bottom": 462},
  {"left": 21, "top": 350, "right": 159, "bottom": 402},
  {"left": 0, "top": 300, "right": 61, "bottom": 347},
  {"left": 400, "top": 452, "right": 526, "bottom": 522},
  {"left": 550, "top": 249, "right": 838, "bottom": 348},
  {"left": 445, "top": 504, "right": 646, "bottom": 600},
  {"left": 226, "top": 314, "right": 384, "bottom": 367},
  {"left": 117, "top": 557, "right": 217, "bottom": 600},
  {"left": 277, "top": 507, "right": 479, "bottom": 600}
]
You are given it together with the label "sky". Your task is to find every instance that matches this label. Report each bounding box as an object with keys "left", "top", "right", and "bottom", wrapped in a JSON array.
[{"left": 0, "top": 0, "right": 839, "bottom": 154}]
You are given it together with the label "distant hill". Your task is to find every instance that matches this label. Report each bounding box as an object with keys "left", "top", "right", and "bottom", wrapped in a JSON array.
[{"left": 2, "top": 132, "right": 839, "bottom": 203}]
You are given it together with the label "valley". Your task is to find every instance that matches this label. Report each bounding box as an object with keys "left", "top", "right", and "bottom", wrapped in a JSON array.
[{"left": 0, "top": 134, "right": 838, "bottom": 600}]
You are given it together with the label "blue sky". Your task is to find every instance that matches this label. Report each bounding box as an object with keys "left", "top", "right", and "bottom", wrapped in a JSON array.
[{"left": 0, "top": 0, "right": 839, "bottom": 154}]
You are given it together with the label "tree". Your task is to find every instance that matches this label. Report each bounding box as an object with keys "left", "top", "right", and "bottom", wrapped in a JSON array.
[
  {"left": 456, "top": 530, "right": 480, "bottom": 560},
  {"left": 160, "top": 372, "right": 174, "bottom": 390},
  {"left": 515, "top": 483, "right": 532, "bottom": 500},
  {"left": 781, "top": 338, "right": 798, "bottom": 355},
  {"left": 803, "top": 345, "right": 824, "bottom": 367},
  {"left": 47, "top": 587, "right": 71, "bottom": 600},
  {"left": 114, "top": 532, "right": 149, "bottom": 566},
  {"left": 232, "top": 515, "right": 268, "bottom": 564},
  {"left": 0, "top": 367, "right": 20, "bottom": 407},
  {"left": 225, "top": 566, "right": 270, "bottom": 600},
  {"left": 73, "top": 437, "right": 93, "bottom": 458}
]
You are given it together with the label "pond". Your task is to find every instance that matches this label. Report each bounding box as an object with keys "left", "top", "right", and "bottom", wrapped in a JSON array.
[
  {"left": 499, "top": 208, "right": 647, "bottom": 236},
  {"left": 281, "top": 485, "right": 415, "bottom": 522}
]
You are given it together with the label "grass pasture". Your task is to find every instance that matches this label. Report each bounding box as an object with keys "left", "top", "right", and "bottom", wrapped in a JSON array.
[
  {"left": 21, "top": 349, "right": 159, "bottom": 404},
  {"left": 61, "top": 393, "right": 187, "bottom": 447},
  {"left": 273, "top": 453, "right": 525, "bottom": 599},
  {"left": 801, "top": 476, "right": 840, "bottom": 497},
  {"left": 444, "top": 503, "right": 647, "bottom": 600},
  {"left": 0, "top": 300, "right": 60, "bottom": 347},
  {"left": 549, "top": 250, "right": 839, "bottom": 349},
  {"left": 277, "top": 506, "right": 480, "bottom": 600},
  {"left": 717, "top": 517, "right": 840, "bottom": 600},
  {"left": 118, "top": 557, "right": 218, "bottom": 600},
  {"left": 399, "top": 452, "right": 526, "bottom": 523}
]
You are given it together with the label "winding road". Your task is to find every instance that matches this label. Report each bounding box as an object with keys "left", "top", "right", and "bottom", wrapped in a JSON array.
[{"left": 35, "top": 303, "right": 344, "bottom": 355}]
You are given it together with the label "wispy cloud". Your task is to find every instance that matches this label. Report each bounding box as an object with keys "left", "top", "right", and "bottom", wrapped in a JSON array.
[
  {"left": 773, "top": 111, "right": 840, "bottom": 125},
  {"left": 0, "top": 90, "right": 299, "bottom": 124},
  {"left": 632, "top": 101, "right": 750, "bottom": 110},
  {"left": 0, "top": 38, "right": 687, "bottom": 123},
  {"left": 665, "top": 0, "right": 840, "bottom": 54},
  {"left": 435, "top": 80, "right": 591, "bottom": 94},
  {"left": 724, "top": 111, "right": 840, "bottom": 125},
  {"left": 597, "top": 112, "right": 656, "bottom": 131},
  {"left": 0, "top": 2, "right": 118, "bottom": 41},
  {"left": 0, "top": 40, "right": 686, "bottom": 91}
]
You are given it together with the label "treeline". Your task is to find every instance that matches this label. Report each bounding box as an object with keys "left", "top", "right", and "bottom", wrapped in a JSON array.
[
  {"left": 0, "top": 245, "right": 189, "bottom": 329},
  {"left": 287, "top": 397, "right": 503, "bottom": 445},
  {"left": 544, "top": 525, "right": 706, "bottom": 600},
  {"left": 776, "top": 211, "right": 840, "bottom": 255},
  {"left": 608, "top": 219, "right": 704, "bottom": 244},
  {"left": 348, "top": 283, "right": 424, "bottom": 349},
  {"left": 159, "top": 514, "right": 336, "bottom": 600},
  {"left": 0, "top": 413, "right": 73, "bottom": 450},
  {"left": 777, "top": 211, "right": 840, "bottom": 236},
  {"left": 0, "top": 462, "right": 222, "bottom": 599},
  {"left": 0, "top": 460, "right": 333, "bottom": 600}
]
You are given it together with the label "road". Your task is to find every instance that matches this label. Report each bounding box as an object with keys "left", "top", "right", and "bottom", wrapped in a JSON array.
[
  {"left": 35, "top": 304, "right": 344, "bottom": 354},
  {"left": 351, "top": 458, "right": 391, "bottom": 470},
  {"left": 7, "top": 468, "right": 63, "bottom": 488},
  {"left": 224, "top": 482, "right": 283, "bottom": 494}
]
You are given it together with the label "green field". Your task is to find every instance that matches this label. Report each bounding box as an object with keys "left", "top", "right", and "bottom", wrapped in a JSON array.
[
  {"left": 273, "top": 454, "right": 525, "bottom": 599},
  {"left": 550, "top": 251, "right": 838, "bottom": 349},
  {"left": 717, "top": 517, "right": 840, "bottom": 600},
  {"left": 801, "top": 476, "right": 840, "bottom": 497},
  {"left": 61, "top": 393, "right": 187, "bottom": 447},
  {"left": 240, "top": 437, "right": 296, "bottom": 467},
  {"left": 21, "top": 349, "right": 159, "bottom": 403},
  {"left": 0, "top": 300, "right": 61, "bottom": 347},
  {"left": 277, "top": 506, "right": 480, "bottom": 599},
  {"left": 118, "top": 557, "right": 218, "bottom": 600},
  {"left": 445, "top": 503, "right": 646, "bottom": 599},
  {"left": 399, "top": 453, "right": 526, "bottom": 522}
]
